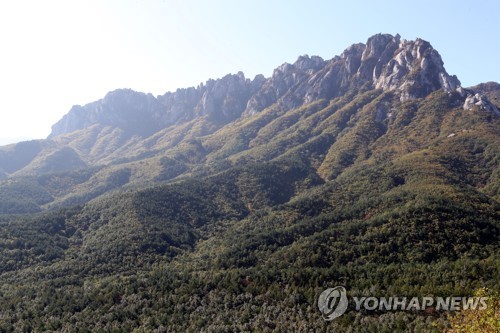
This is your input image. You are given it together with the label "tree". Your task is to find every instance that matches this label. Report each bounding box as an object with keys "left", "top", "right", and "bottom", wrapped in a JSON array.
[{"left": 446, "top": 288, "right": 499, "bottom": 333}]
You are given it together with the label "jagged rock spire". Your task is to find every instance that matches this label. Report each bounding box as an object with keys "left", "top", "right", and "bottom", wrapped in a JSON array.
[{"left": 49, "top": 34, "right": 496, "bottom": 139}]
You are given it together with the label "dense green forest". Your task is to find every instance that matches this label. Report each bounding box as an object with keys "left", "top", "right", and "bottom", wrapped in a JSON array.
[
  {"left": 0, "top": 34, "right": 499, "bottom": 331},
  {"left": 0, "top": 88, "right": 498, "bottom": 332}
]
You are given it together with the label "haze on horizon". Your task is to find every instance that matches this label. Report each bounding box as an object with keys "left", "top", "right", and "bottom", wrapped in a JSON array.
[{"left": 1, "top": 0, "right": 498, "bottom": 145}]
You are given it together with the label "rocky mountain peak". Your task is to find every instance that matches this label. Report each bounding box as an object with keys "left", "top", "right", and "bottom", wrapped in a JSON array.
[
  {"left": 246, "top": 33, "right": 466, "bottom": 114},
  {"left": 348, "top": 33, "right": 462, "bottom": 100},
  {"left": 48, "top": 34, "right": 494, "bottom": 140},
  {"left": 340, "top": 43, "right": 364, "bottom": 74},
  {"left": 49, "top": 89, "right": 164, "bottom": 138},
  {"left": 293, "top": 55, "right": 326, "bottom": 72},
  {"left": 194, "top": 72, "right": 259, "bottom": 121},
  {"left": 361, "top": 33, "right": 400, "bottom": 62}
]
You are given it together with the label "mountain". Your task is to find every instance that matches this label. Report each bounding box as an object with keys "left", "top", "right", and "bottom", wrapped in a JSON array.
[
  {"left": 48, "top": 34, "right": 463, "bottom": 139},
  {"left": 1, "top": 33, "right": 498, "bottom": 212},
  {"left": 0, "top": 34, "right": 498, "bottom": 332}
]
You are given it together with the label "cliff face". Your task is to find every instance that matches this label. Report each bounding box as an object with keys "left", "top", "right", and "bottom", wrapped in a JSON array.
[
  {"left": 1, "top": 33, "right": 496, "bottom": 188},
  {"left": 0, "top": 33, "right": 499, "bottom": 332},
  {"left": 49, "top": 73, "right": 266, "bottom": 138},
  {"left": 246, "top": 34, "right": 465, "bottom": 113},
  {"left": 49, "top": 90, "right": 165, "bottom": 138},
  {"left": 49, "top": 34, "right": 486, "bottom": 140}
]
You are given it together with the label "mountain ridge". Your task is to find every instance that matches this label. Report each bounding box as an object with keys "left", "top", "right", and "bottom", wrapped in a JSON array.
[
  {"left": 47, "top": 33, "right": 496, "bottom": 140},
  {"left": 0, "top": 33, "right": 498, "bottom": 331},
  {"left": 0, "top": 33, "right": 498, "bottom": 211}
]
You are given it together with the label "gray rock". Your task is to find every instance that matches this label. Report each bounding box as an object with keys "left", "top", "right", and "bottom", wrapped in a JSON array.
[
  {"left": 50, "top": 33, "right": 481, "bottom": 139},
  {"left": 464, "top": 93, "right": 500, "bottom": 115},
  {"left": 49, "top": 89, "right": 165, "bottom": 138}
]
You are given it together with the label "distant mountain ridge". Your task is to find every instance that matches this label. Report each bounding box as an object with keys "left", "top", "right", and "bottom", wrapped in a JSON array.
[
  {"left": 49, "top": 72, "right": 266, "bottom": 138},
  {"left": 48, "top": 33, "right": 495, "bottom": 140},
  {"left": 0, "top": 33, "right": 498, "bottom": 212}
]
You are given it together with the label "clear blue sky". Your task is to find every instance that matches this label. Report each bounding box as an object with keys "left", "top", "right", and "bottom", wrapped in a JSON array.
[{"left": 0, "top": 0, "right": 498, "bottom": 144}]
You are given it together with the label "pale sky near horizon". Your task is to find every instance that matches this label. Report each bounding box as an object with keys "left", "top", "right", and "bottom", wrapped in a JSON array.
[{"left": 0, "top": 0, "right": 498, "bottom": 145}]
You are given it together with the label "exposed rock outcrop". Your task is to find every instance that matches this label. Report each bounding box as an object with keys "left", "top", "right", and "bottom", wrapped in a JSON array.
[
  {"left": 468, "top": 82, "right": 500, "bottom": 109},
  {"left": 48, "top": 33, "right": 495, "bottom": 140},
  {"left": 245, "top": 33, "right": 463, "bottom": 115},
  {"left": 50, "top": 74, "right": 266, "bottom": 138},
  {"left": 463, "top": 92, "right": 500, "bottom": 116},
  {"left": 49, "top": 89, "right": 165, "bottom": 138}
]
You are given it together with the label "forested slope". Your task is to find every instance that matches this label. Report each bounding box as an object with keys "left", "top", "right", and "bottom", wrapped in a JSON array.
[{"left": 0, "top": 34, "right": 498, "bottom": 332}]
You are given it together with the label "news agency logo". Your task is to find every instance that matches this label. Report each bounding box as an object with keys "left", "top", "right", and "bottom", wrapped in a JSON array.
[
  {"left": 318, "top": 286, "right": 489, "bottom": 321},
  {"left": 317, "top": 286, "right": 348, "bottom": 321}
]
